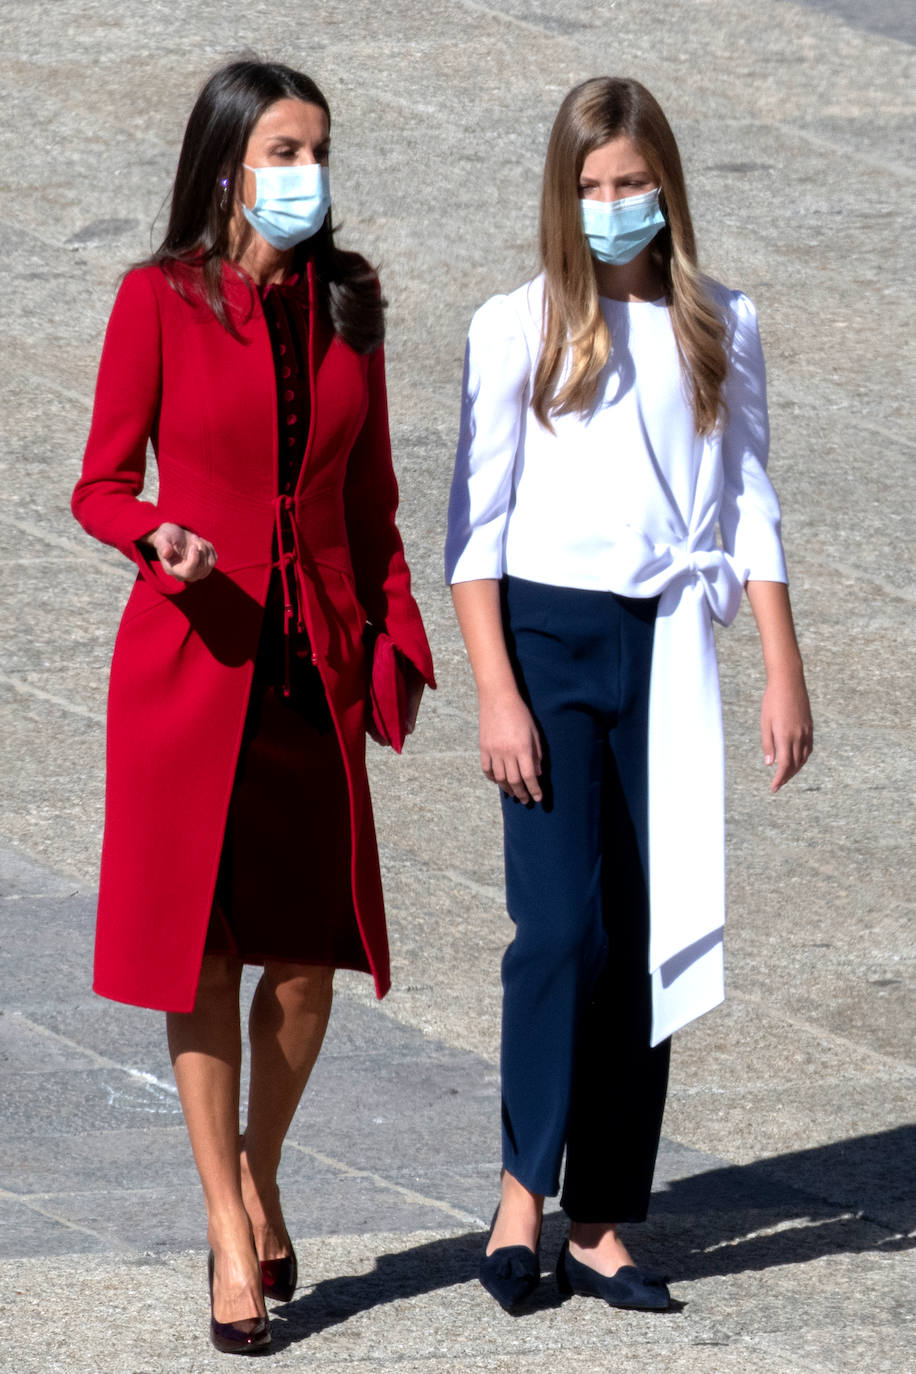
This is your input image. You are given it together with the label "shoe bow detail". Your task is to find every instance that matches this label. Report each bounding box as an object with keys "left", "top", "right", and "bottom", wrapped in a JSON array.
[
  {"left": 556, "top": 1241, "right": 671, "bottom": 1311},
  {"left": 487, "top": 1245, "right": 541, "bottom": 1281}
]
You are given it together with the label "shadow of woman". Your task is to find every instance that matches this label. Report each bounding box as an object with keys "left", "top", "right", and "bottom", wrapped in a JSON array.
[
  {"left": 649, "top": 1123, "right": 915, "bottom": 1282},
  {"left": 265, "top": 1215, "right": 574, "bottom": 1349},
  {"left": 264, "top": 1124, "right": 914, "bottom": 1349}
]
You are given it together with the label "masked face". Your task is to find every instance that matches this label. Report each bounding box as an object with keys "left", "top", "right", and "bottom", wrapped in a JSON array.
[
  {"left": 237, "top": 98, "right": 331, "bottom": 252},
  {"left": 580, "top": 187, "right": 666, "bottom": 265},
  {"left": 578, "top": 135, "right": 664, "bottom": 266},
  {"left": 241, "top": 162, "right": 331, "bottom": 250}
]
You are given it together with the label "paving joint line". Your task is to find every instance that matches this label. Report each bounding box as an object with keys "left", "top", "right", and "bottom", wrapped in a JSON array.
[
  {"left": 0, "top": 673, "right": 105, "bottom": 723},
  {"left": 0, "top": 1185, "right": 113, "bottom": 1246},
  {"left": 1, "top": 513, "right": 129, "bottom": 570},
  {"left": 284, "top": 1141, "right": 484, "bottom": 1229}
]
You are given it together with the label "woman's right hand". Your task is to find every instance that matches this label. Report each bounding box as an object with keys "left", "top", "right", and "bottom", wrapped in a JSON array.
[
  {"left": 141, "top": 523, "right": 218, "bottom": 582},
  {"left": 479, "top": 688, "right": 543, "bottom": 804}
]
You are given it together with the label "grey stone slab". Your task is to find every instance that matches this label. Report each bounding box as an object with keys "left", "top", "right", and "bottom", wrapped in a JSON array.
[
  {"left": 0, "top": 1065, "right": 184, "bottom": 1140},
  {"left": 0, "top": 1196, "right": 108, "bottom": 1260},
  {"left": 0, "top": 1011, "right": 99, "bottom": 1072},
  {"left": 13, "top": 1172, "right": 470, "bottom": 1256},
  {"left": 0, "top": 878, "right": 100, "bottom": 1011},
  {"left": 0, "top": 1126, "right": 194, "bottom": 1197},
  {"left": 288, "top": 1037, "right": 499, "bottom": 1176}
]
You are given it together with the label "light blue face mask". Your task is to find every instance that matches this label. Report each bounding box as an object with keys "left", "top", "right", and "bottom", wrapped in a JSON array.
[
  {"left": 580, "top": 187, "right": 666, "bottom": 265},
  {"left": 241, "top": 162, "right": 331, "bottom": 251}
]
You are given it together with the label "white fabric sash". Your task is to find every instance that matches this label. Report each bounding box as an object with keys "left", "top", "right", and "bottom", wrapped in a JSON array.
[{"left": 599, "top": 526, "right": 747, "bottom": 1045}]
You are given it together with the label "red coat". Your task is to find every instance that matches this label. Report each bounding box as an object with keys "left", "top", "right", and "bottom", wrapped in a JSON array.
[{"left": 72, "top": 260, "right": 435, "bottom": 1013}]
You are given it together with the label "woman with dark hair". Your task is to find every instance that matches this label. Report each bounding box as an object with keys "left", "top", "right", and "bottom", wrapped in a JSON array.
[
  {"left": 446, "top": 77, "right": 812, "bottom": 1312},
  {"left": 73, "top": 59, "right": 434, "bottom": 1353}
]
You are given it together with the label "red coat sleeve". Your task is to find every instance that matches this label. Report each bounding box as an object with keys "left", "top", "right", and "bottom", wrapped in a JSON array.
[
  {"left": 71, "top": 268, "right": 184, "bottom": 595},
  {"left": 343, "top": 345, "right": 435, "bottom": 686}
]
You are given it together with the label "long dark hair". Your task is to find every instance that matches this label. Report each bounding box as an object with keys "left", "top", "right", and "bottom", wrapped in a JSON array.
[{"left": 142, "top": 59, "right": 384, "bottom": 353}]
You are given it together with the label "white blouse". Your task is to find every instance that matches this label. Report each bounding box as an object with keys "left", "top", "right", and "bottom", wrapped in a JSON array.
[{"left": 446, "top": 276, "right": 788, "bottom": 1044}]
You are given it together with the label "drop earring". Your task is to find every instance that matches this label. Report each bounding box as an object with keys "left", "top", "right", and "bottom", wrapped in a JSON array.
[{"left": 219, "top": 178, "right": 230, "bottom": 212}]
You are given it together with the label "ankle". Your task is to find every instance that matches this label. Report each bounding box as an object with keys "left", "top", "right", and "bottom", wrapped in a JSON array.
[
  {"left": 569, "top": 1221, "right": 618, "bottom": 1249},
  {"left": 567, "top": 1224, "right": 636, "bottom": 1275},
  {"left": 488, "top": 1172, "right": 544, "bottom": 1254},
  {"left": 501, "top": 1171, "right": 544, "bottom": 1212},
  {"left": 240, "top": 1140, "right": 281, "bottom": 1191},
  {"left": 207, "top": 1204, "right": 255, "bottom": 1251}
]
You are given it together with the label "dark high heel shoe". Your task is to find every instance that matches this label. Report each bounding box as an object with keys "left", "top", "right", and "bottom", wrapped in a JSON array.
[
  {"left": 259, "top": 1247, "right": 298, "bottom": 1304},
  {"left": 479, "top": 1206, "right": 541, "bottom": 1312},
  {"left": 208, "top": 1250, "right": 272, "bottom": 1354},
  {"left": 555, "top": 1239, "right": 670, "bottom": 1311}
]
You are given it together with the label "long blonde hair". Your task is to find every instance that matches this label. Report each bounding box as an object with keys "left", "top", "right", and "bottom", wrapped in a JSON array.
[{"left": 533, "top": 77, "right": 727, "bottom": 435}]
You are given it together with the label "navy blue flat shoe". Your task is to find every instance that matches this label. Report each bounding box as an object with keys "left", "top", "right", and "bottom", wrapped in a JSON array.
[
  {"left": 555, "top": 1240, "right": 670, "bottom": 1311},
  {"left": 479, "top": 1207, "right": 541, "bottom": 1312}
]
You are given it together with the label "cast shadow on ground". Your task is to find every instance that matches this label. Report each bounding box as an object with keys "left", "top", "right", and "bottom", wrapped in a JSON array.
[{"left": 266, "top": 1124, "right": 915, "bottom": 1350}]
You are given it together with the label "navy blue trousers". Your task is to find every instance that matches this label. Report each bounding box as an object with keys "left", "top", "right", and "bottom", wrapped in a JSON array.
[{"left": 499, "top": 576, "right": 671, "bottom": 1223}]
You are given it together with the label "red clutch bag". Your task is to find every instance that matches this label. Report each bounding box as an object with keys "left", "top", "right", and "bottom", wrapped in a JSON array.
[{"left": 365, "top": 627, "right": 408, "bottom": 753}]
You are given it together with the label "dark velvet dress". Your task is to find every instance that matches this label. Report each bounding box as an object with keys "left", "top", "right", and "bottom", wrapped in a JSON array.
[{"left": 205, "top": 275, "right": 369, "bottom": 972}]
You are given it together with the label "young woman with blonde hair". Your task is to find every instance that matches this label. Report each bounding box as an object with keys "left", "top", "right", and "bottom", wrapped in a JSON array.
[{"left": 446, "top": 76, "right": 812, "bottom": 1312}]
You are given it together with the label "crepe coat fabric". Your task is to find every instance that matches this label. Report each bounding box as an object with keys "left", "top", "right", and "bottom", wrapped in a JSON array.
[
  {"left": 73, "top": 260, "right": 434, "bottom": 1013},
  {"left": 445, "top": 276, "right": 787, "bottom": 1043}
]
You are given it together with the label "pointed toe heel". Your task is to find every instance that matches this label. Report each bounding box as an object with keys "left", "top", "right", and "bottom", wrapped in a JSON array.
[
  {"left": 260, "top": 1248, "right": 298, "bottom": 1304},
  {"left": 208, "top": 1250, "right": 272, "bottom": 1354},
  {"left": 555, "top": 1240, "right": 670, "bottom": 1312}
]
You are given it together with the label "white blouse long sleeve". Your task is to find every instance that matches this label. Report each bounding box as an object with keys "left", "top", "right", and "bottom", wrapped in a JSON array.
[{"left": 446, "top": 276, "right": 789, "bottom": 1044}]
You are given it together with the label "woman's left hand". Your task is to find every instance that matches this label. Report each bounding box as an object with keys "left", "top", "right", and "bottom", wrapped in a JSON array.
[
  {"left": 745, "top": 581, "right": 813, "bottom": 793},
  {"left": 760, "top": 667, "right": 813, "bottom": 792}
]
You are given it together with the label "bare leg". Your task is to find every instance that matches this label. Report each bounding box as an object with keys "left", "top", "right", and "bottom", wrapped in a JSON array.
[
  {"left": 487, "top": 1169, "right": 544, "bottom": 1254},
  {"left": 166, "top": 954, "right": 265, "bottom": 1328},
  {"left": 568, "top": 1222, "right": 636, "bottom": 1274},
  {"left": 240, "top": 961, "right": 334, "bottom": 1260}
]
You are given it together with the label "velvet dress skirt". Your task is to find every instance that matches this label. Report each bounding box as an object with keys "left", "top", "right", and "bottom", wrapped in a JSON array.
[{"left": 204, "top": 271, "right": 369, "bottom": 974}]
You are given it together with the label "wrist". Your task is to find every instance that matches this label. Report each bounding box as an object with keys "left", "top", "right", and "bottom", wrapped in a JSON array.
[
  {"left": 763, "top": 651, "right": 806, "bottom": 684},
  {"left": 476, "top": 672, "right": 523, "bottom": 704}
]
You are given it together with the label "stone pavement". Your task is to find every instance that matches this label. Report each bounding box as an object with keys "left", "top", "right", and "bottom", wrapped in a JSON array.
[{"left": 1, "top": 0, "right": 914, "bottom": 1370}]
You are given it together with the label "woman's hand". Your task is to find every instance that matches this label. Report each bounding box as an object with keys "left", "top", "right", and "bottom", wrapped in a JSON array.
[
  {"left": 479, "top": 687, "right": 543, "bottom": 804},
  {"left": 141, "top": 523, "right": 217, "bottom": 582},
  {"left": 761, "top": 668, "right": 813, "bottom": 792},
  {"left": 449, "top": 579, "right": 544, "bottom": 804},
  {"left": 745, "top": 581, "right": 813, "bottom": 793}
]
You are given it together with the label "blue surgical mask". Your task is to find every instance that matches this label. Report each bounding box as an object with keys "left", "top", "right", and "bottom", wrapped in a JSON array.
[
  {"left": 241, "top": 162, "right": 331, "bottom": 250},
  {"left": 580, "top": 187, "right": 666, "bottom": 265}
]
